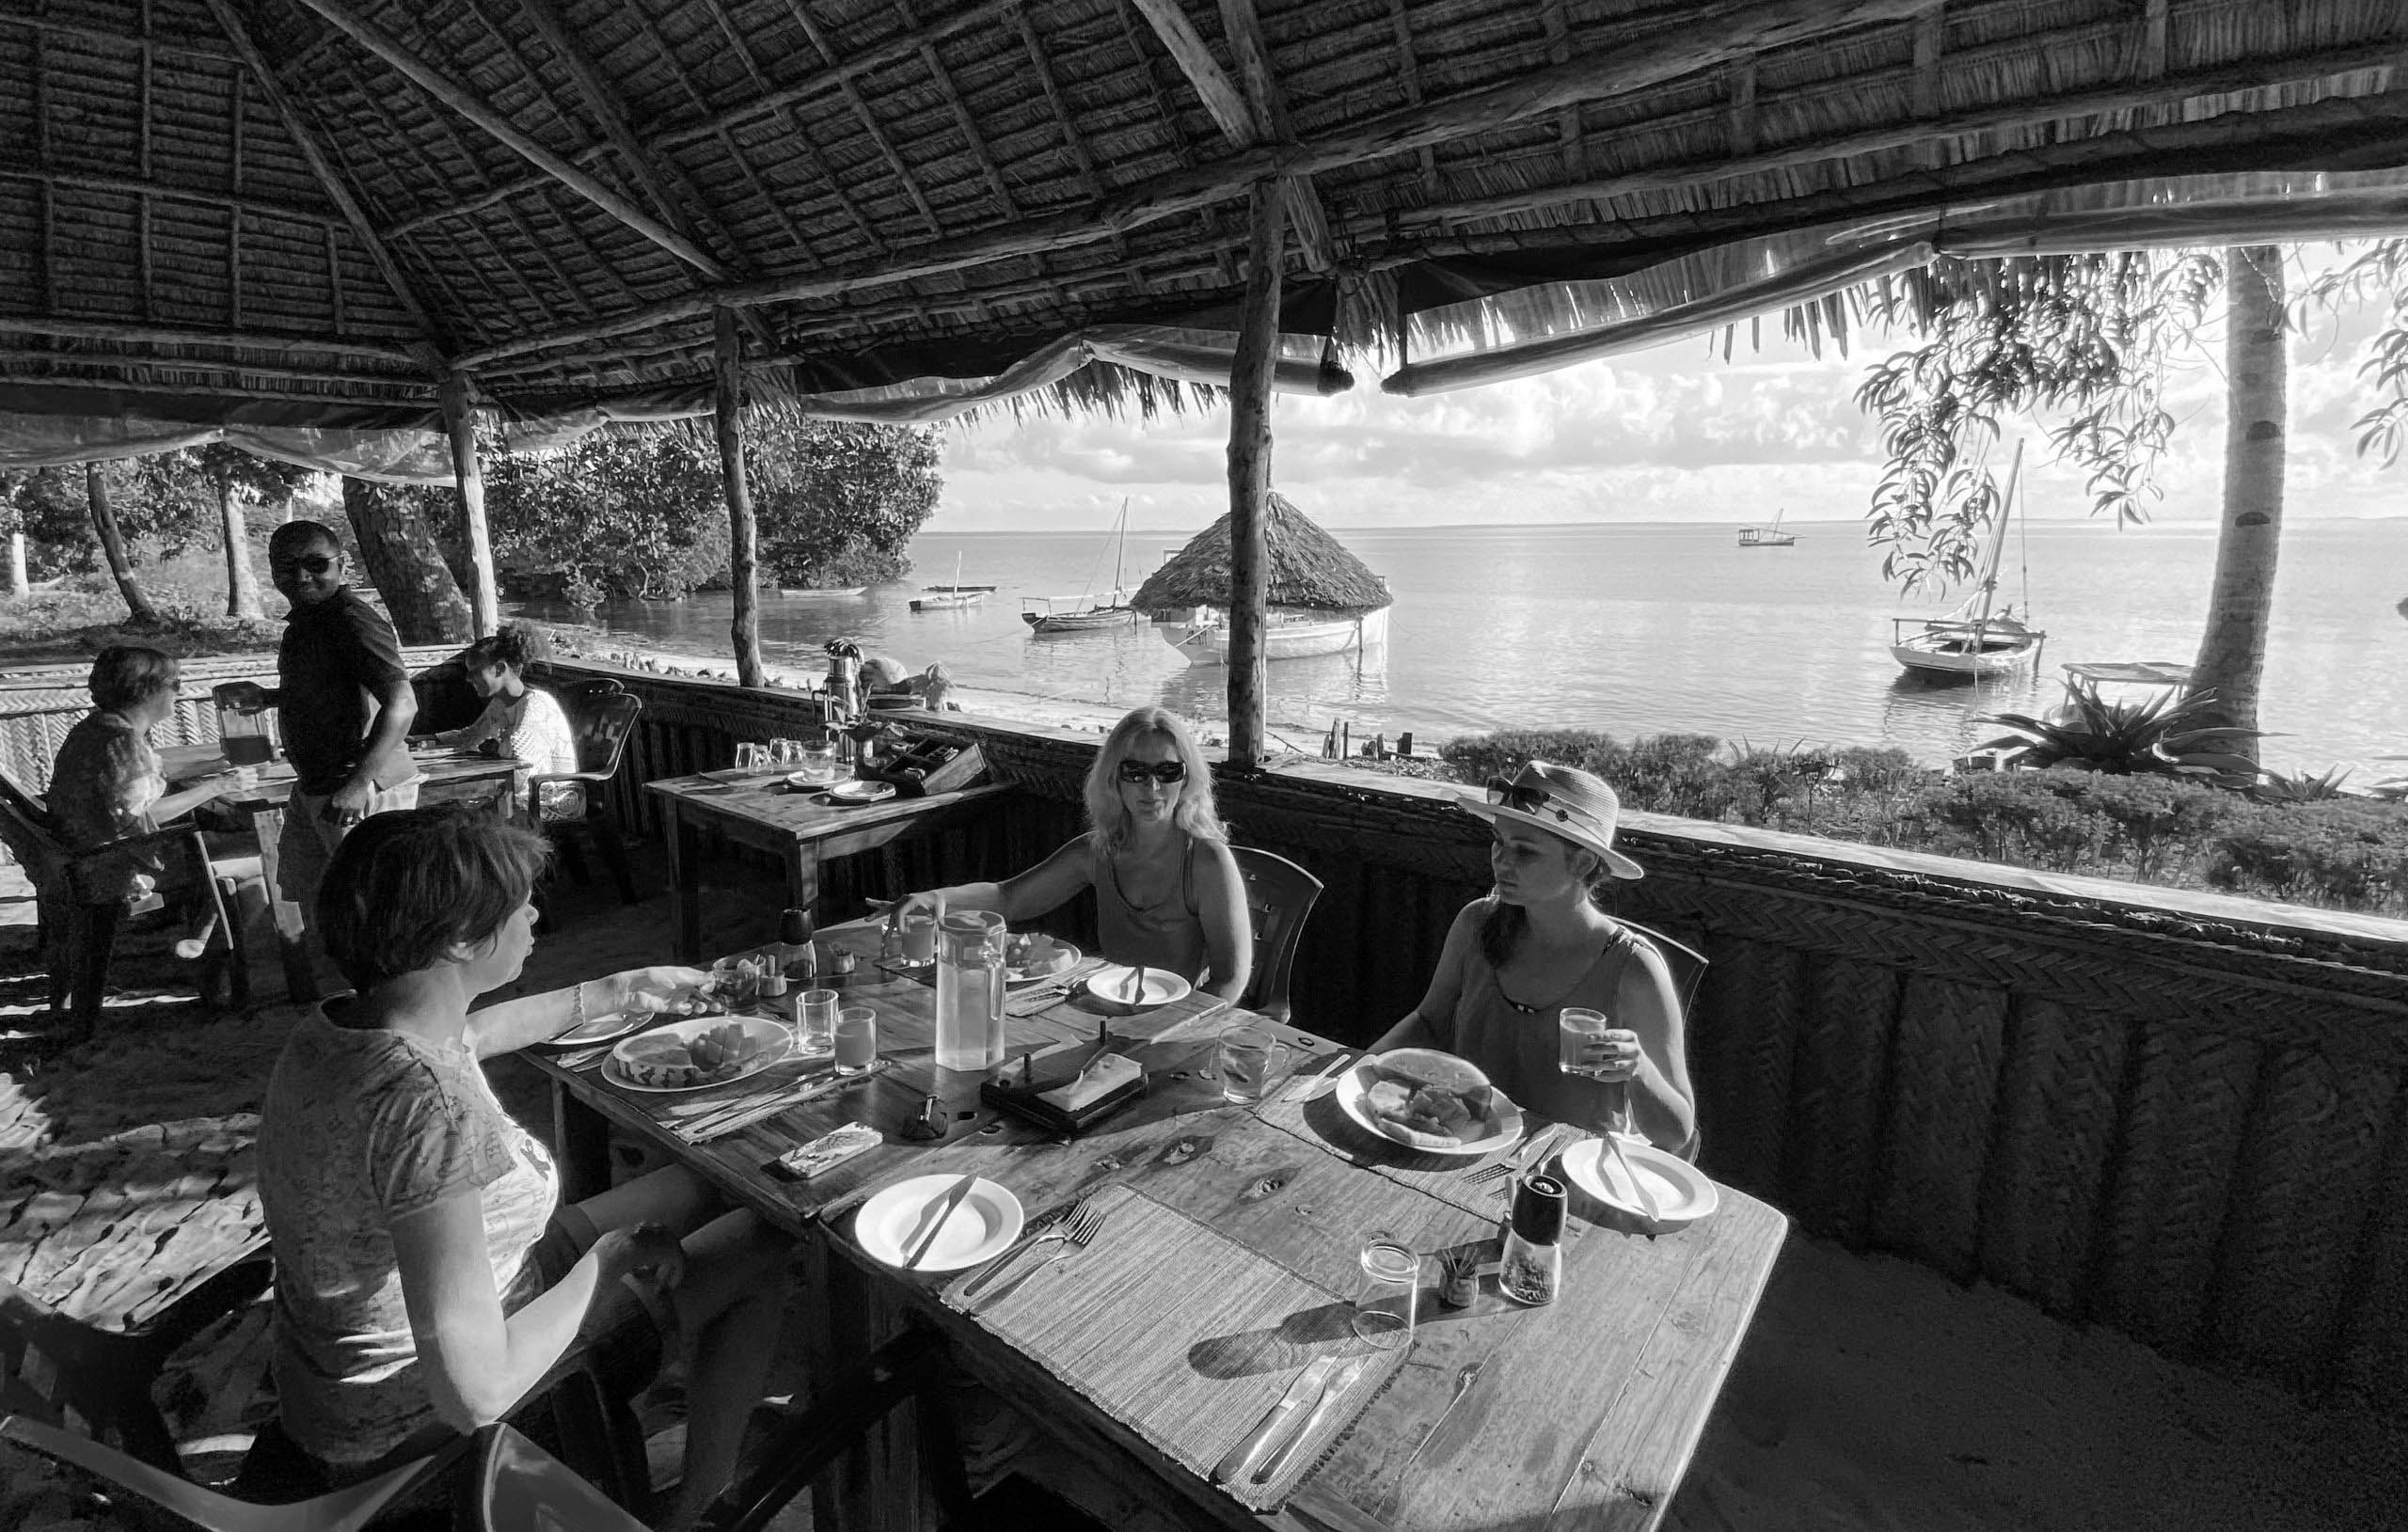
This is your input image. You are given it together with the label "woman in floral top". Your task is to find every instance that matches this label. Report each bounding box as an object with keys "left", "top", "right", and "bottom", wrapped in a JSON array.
[
  {"left": 421, "top": 625, "right": 582, "bottom": 821},
  {"left": 48, "top": 646, "right": 249, "bottom": 900}
]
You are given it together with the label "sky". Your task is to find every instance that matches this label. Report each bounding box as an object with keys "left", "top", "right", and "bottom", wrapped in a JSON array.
[{"left": 931, "top": 255, "right": 2408, "bottom": 535}]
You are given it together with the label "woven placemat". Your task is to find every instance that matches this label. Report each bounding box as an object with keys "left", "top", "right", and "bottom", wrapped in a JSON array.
[
  {"left": 1254, "top": 1087, "right": 1581, "bottom": 1222},
  {"left": 941, "top": 1182, "right": 1405, "bottom": 1510}
]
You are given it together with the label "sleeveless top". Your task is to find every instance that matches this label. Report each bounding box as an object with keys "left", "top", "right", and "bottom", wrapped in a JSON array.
[
  {"left": 1431, "top": 918, "right": 1689, "bottom": 1146},
  {"left": 1092, "top": 832, "right": 1210, "bottom": 983}
]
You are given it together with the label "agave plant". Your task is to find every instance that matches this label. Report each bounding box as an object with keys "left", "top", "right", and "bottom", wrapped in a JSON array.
[
  {"left": 1975, "top": 684, "right": 2263, "bottom": 783},
  {"left": 2376, "top": 756, "right": 2408, "bottom": 802},
  {"left": 2251, "top": 766, "right": 2355, "bottom": 805}
]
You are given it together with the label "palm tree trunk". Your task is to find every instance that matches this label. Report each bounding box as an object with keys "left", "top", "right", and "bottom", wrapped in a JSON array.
[
  {"left": 341, "top": 476, "right": 472, "bottom": 643},
  {"left": 215, "top": 472, "right": 263, "bottom": 620},
  {"left": 86, "top": 462, "right": 162, "bottom": 627},
  {"left": 2188, "top": 245, "right": 2286, "bottom": 763}
]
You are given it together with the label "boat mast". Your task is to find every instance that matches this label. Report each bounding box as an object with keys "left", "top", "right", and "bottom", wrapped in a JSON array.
[
  {"left": 1112, "top": 497, "right": 1128, "bottom": 598},
  {"left": 1972, "top": 439, "right": 2025, "bottom": 644}
]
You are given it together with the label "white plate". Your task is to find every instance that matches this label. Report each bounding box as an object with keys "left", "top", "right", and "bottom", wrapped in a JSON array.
[
  {"left": 853, "top": 1176, "right": 1023, "bottom": 1272},
  {"left": 533, "top": 1010, "right": 648, "bottom": 1050},
  {"left": 1560, "top": 1136, "right": 1719, "bottom": 1230},
  {"left": 785, "top": 769, "right": 837, "bottom": 789},
  {"left": 1333, "top": 1058, "right": 1524, "bottom": 1157},
  {"left": 605, "top": 1016, "right": 790, "bottom": 1093},
  {"left": 1083, "top": 964, "right": 1191, "bottom": 1008},
  {"left": 824, "top": 779, "right": 897, "bottom": 805},
  {"left": 1006, "top": 940, "right": 1082, "bottom": 985}
]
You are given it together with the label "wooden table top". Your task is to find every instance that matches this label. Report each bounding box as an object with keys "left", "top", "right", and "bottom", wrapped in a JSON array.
[
  {"left": 159, "top": 743, "right": 520, "bottom": 808},
  {"left": 642, "top": 767, "right": 1011, "bottom": 840},
  {"left": 528, "top": 922, "right": 1784, "bottom": 1532}
]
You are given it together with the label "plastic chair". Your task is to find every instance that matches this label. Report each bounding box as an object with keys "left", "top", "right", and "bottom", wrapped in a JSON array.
[
  {"left": 531, "top": 689, "right": 643, "bottom": 909},
  {"left": 1230, "top": 846, "right": 1323, "bottom": 1023}
]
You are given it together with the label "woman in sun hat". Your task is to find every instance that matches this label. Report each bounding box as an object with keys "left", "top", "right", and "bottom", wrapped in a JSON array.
[{"left": 1371, "top": 760, "right": 1694, "bottom": 1148}]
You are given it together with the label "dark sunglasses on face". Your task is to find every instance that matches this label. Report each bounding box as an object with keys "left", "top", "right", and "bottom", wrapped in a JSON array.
[
  {"left": 1117, "top": 759, "right": 1186, "bottom": 785},
  {"left": 282, "top": 554, "right": 338, "bottom": 575}
]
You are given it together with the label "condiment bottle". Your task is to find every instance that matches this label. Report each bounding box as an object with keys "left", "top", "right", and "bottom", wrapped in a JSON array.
[
  {"left": 779, "top": 908, "right": 817, "bottom": 985},
  {"left": 1498, "top": 1175, "right": 1567, "bottom": 1306}
]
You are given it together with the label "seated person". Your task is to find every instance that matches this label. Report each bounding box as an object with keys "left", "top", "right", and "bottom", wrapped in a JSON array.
[
  {"left": 861, "top": 654, "right": 954, "bottom": 710},
  {"left": 899, "top": 705, "right": 1251, "bottom": 1001},
  {"left": 419, "top": 625, "right": 582, "bottom": 821},
  {"left": 47, "top": 644, "right": 259, "bottom": 903},
  {"left": 254, "top": 806, "right": 790, "bottom": 1532},
  {"left": 1370, "top": 760, "right": 1695, "bottom": 1149}
]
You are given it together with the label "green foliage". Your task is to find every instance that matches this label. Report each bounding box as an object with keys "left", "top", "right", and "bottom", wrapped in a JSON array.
[
  {"left": 4, "top": 449, "right": 312, "bottom": 579},
  {"left": 1435, "top": 730, "right": 1624, "bottom": 785},
  {"left": 745, "top": 414, "right": 943, "bottom": 590},
  {"left": 1975, "top": 683, "right": 2261, "bottom": 782},
  {"left": 2294, "top": 242, "right": 2408, "bottom": 466},
  {"left": 2251, "top": 766, "right": 2354, "bottom": 804}
]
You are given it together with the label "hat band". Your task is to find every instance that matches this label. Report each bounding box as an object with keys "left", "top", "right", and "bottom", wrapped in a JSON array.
[{"left": 1485, "top": 777, "right": 1613, "bottom": 845}]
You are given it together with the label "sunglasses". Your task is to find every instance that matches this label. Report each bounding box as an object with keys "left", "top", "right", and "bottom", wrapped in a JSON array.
[
  {"left": 1117, "top": 759, "right": 1187, "bottom": 785},
  {"left": 1486, "top": 776, "right": 1583, "bottom": 826},
  {"left": 281, "top": 554, "right": 339, "bottom": 575}
]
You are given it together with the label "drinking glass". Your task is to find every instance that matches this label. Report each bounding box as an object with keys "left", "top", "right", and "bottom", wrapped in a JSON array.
[
  {"left": 797, "top": 988, "right": 839, "bottom": 1055},
  {"left": 735, "top": 742, "right": 767, "bottom": 773},
  {"left": 834, "top": 1006, "right": 879, "bottom": 1076},
  {"left": 898, "top": 911, "right": 938, "bottom": 965},
  {"left": 1353, "top": 1233, "right": 1419, "bottom": 1350},
  {"left": 1215, "top": 1022, "right": 1290, "bottom": 1105},
  {"left": 1558, "top": 1007, "right": 1611, "bottom": 1078},
  {"left": 799, "top": 740, "right": 836, "bottom": 783},
  {"left": 710, "top": 956, "right": 758, "bottom": 1014}
]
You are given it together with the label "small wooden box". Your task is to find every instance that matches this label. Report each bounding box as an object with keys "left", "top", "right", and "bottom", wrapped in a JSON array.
[{"left": 861, "top": 737, "right": 985, "bottom": 798}]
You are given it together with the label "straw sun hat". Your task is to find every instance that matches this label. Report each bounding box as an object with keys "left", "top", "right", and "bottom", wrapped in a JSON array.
[{"left": 1457, "top": 760, "right": 1644, "bottom": 881}]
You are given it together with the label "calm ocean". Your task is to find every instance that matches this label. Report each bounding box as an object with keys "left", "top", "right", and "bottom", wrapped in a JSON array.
[{"left": 507, "top": 518, "right": 2408, "bottom": 779}]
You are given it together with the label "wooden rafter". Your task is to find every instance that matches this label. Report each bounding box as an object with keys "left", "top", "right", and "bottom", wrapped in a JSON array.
[
  {"left": 0, "top": 315, "right": 425, "bottom": 364},
  {"left": 1115, "top": 0, "right": 1233, "bottom": 283},
  {"left": 1728, "top": 56, "right": 1759, "bottom": 156},
  {"left": 1385, "top": 0, "right": 1440, "bottom": 187},
  {"left": 0, "top": 11, "right": 242, "bottom": 65},
  {"left": 198, "top": 0, "right": 447, "bottom": 360},
  {"left": 287, "top": 0, "right": 735, "bottom": 280},
  {"left": 895, "top": 0, "right": 1019, "bottom": 220},
  {"left": 0, "top": 167, "right": 344, "bottom": 230},
  {"left": 1537, "top": 0, "right": 1586, "bottom": 179},
  {"left": 774, "top": 0, "right": 947, "bottom": 236},
  {"left": 0, "top": 348, "right": 424, "bottom": 389}
]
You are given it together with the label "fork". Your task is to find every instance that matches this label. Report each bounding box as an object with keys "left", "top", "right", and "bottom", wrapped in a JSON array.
[
  {"left": 1465, "top": 1123, "right": 1566, "bottom": 1185},
  {"left": 959, "top": 1206, "right": 1103, "bottom": 1310}
]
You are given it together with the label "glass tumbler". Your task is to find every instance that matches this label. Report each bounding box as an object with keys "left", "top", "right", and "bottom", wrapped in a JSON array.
[
  {"left": 1558, "top": 1006, "right": 1610, "bottom": 1078},
  {"left": 1215, "top": 1022, "right": 1290, "bottom": 1105},
  {"left": 796, "top": 988, "right": 840, "bottom": 1055},
  {"left": 1354, "top": 1233, "right": 1419, "bottom": 1350},
  {"left": 834, "top": 1006, "right": 879, "bottom": 1076}
]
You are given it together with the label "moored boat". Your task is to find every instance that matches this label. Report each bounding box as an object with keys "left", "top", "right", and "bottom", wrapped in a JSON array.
[
  {"left": 1739, "top": 510, "right": 1797, "bottom": 546},
  {"left": 1024, "top": 500, "right": 1139, "bottom": 633},
  {"left": 911, "top": 552, "right": 987, "bottom": 613},
  {"left": 1153, "top": 605, "right": 1390, "bottom": 664},
  {"left": 1891, "top": 442, "right": 2045, "bottom": 682}
]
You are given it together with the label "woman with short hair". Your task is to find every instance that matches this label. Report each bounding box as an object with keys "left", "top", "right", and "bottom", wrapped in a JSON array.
[
  {"left": 898, "top": 705, "right": 1252, "bottom": 1001},
  {"left": 47, "top": 645, "right": 249, "bottom": 901},
  {"left": 256, "top": 805, "right": 789, "bottom": 1531},
  {"left": 1371, "top": 760, "right": 1695, "bottom": 1147},
  {"left": 420, "top": 624, "right": 581, "bottom": 820}
]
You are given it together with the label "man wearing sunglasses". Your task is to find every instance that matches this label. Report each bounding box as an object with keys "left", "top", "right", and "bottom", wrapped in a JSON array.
[{"left": 221, "top": 521, "right": 420, "bottom": 980}]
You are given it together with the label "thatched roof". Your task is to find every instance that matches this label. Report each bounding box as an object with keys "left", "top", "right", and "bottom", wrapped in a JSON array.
[
  {"left": 1133, "top": 492, "right": 1390, "bottom": 616},
  {"left": 4, "top": 1, "right": 2408, "bottom": 458}
]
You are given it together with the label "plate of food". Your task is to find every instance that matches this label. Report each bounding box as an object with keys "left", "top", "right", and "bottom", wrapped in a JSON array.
[
  {"left": 824, "top": 779, "right": 898, "bottom": 806},
  {"left": 1335, "top": 1048, "right": 1523, "bottom": 1156},
  {"left": 532, "top": 1008, "right": 651, "bottom": 1050},
  {"left": 1004, "top": 933, "right": 1081, "bottom": 984},
  {"left": 606, "top": 1016, "right": 789, "bottom": 1093}
]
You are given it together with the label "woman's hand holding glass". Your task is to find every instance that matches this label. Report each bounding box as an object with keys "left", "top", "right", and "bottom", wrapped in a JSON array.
[{"left": 1558, "top": 1007, "right": 1641, "bottom": 1082}]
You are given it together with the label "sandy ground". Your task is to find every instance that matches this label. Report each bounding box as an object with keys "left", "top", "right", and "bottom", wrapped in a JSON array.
[{"left": 5, "top": 845, "right": 2403, "bottom": 1532}]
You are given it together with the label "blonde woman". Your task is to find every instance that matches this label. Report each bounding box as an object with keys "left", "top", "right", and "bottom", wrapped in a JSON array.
[{"left": 899, "top": 706, "right": 1251, "bottom": 1001}]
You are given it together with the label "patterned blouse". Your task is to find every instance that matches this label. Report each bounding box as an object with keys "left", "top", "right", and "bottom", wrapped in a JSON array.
[
  {"left": 448, "top": 687, "right": 582, "bottom": 821},
  {"left": 46, "top": 708, "right": 169, "bottom": 902}
]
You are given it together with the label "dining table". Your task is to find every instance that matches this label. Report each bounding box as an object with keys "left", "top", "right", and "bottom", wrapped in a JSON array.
[
  {"left": 159, "top": 742, "right": 522, "bottom": 1002},
  {"left": 642, "top": 766, "right": 1015, "bottom": 964},
  {"left": 527, "top": 919, "right": 1787, "bottom": 1532}
]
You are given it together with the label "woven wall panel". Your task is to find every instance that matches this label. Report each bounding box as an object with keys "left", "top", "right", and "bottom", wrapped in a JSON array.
[
  {"left": 2206, "top": 1050, "right": 2398, "bottom": 1388},
  {"left": 1691, "top": 937, "right": 1805, "bottom": 1200},
  {"left": 1782, "top": 955, "right": 1904, "bottom": 1245},
  {"left": 1975, "top": 997, "right": 2132, "bottom": 1318},
  {"left": 2331, "top": 1089, "right": 2408, "bottom": 1415},
  {"left": 2090, "top": 1022, "right": 2264, "bottom": 1352},
  {"left": 1871, "top": 975, "right": 2009, "bottom": 1283}
]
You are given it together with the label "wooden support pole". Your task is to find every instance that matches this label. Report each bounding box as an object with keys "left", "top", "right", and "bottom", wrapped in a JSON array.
[
  {"left": 439, "top": 371, "right": 499, "bottom": 638},
  {"left": 1226, "top": 180, "right": 1287, "bottom": 771},
  {"left": 715, "top": 308, "right": 766, "bottom": 689}
]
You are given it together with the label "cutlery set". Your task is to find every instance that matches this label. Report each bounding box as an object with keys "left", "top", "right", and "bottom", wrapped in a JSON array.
[
  {"left": 1278, "top": 1050, "right": 1354, "bottom": 1104},
  {"left": 1213, "top": 1351, "right": 1372, "bottom": 1489},
  {"left": 954, "top": 1203, "right": 1103, "bottom": 1308},
  {"left": 673, "top": 1063, "right": 884, "bottom": 1144},
  {"left": 1465, "top": 1121, "right": 1570, "bottom": 1187}
]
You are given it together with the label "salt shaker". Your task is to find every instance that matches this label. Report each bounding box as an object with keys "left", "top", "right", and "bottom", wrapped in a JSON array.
[{"left": 1497, "top": 1175, "right": 1567, "bottom": 1306}]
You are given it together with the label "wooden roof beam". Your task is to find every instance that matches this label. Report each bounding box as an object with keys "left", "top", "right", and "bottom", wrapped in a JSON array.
[
  {"left": 774, "top": 0, "right": 947, "bottom": 237},
  {"left": 287, "top": 0, "right": 735, "bottom": 281},
  {"left": 0, "top": 315, "right": 426, "bottom": 365},
  {"left": 0, "top": 167, "right": 344, "bottom": 232},
  {"left": 0, "top": 12, "right": 242, "bottom": 65},
  {"left": 199, "top": 0, "right": 447, "bottom": 366}
]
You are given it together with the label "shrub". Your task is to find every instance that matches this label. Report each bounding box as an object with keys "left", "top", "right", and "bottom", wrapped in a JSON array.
[{"left": 1436, "top": 730, "right": 1622, "bottom": 786}]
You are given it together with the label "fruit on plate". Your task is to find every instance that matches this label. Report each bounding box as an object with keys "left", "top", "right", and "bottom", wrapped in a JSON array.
[
  {"left": 1005, "top": 933, "right": 1063, "bottom": 973},
  {"left": 618, "top": 1024, "right": 764, "bottom": 1088},
  {"left": 1361, "top": 1050, "right": 1497, "bottom": 1148}
]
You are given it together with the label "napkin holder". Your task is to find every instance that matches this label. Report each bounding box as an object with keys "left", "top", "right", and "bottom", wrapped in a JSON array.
[
  {"left": 857, "top": 738, "right": 985, "bottom": 798},
  {"left": 979, "top": 1051, "right": 1148, "bottom": 1136}
]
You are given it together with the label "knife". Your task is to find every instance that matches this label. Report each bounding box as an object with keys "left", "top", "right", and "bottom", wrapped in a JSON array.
[
  {"left": 1212, "top": 1355, "right": 1338, "bottom": 1487},
  {"left": 1256, "top": 1356, "right": 1370, "bottom": 1484},
  {"left": 1603, "top": 1133, "right": 1662, "bottom": 1220},
  {"left": 903, "top": 1175, "right": 979, "bottom": 1270},
  {"left": 1279, "top": 1050, "right": 1354, "bottom": 1103}
]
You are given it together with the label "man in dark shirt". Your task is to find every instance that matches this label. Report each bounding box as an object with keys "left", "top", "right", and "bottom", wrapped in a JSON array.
[{"left": 221, "top": 521, "right": 418, "bottom": 980}]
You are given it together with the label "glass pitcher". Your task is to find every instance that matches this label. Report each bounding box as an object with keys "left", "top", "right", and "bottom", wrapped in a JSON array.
[
  {"left": 211, "top": 682, "right": 279, "bottom": 766},
  {"left": 933, "top": 910, "right": 1007, "bottom": 1070}
]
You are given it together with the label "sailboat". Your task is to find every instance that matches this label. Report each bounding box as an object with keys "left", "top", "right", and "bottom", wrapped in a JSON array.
[
  {"left": 910, "top": 551, "right": 987, "bottom": 612},
  {"left": 1738, "top": 509, "right": 1797, "bottom": 546},
  {"left": 1023, "top": 499, "right": 1139, "bottom": 633},
  {"left": 1891, "top": 440, "right": 2047, "bottom": 681}
]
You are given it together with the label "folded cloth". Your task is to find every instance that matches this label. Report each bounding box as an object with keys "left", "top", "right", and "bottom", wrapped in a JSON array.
[{"left": 1038, "top": 1053, "right": 1142, "bottom": 1113}]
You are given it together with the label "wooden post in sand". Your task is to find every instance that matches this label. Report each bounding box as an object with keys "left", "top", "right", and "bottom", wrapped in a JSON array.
[
  {"left": 439, "top": 370, "right": 499, "bottom": 637},
  {"left": 1226, "top": 178, "right": 1288, "bottom": 768},
  {"left": 715, "top": 307, "right": 766, "bottom": 688}
]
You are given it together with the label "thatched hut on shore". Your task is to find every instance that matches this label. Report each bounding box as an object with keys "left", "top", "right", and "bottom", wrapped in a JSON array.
[{"left": 1133, "top": 493, "right": 1391, "bottom": 665}]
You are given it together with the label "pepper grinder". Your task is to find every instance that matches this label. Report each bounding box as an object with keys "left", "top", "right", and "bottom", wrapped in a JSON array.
[{"left": 1497, "top": 1174, "right": 1567, "bottom": 1306}]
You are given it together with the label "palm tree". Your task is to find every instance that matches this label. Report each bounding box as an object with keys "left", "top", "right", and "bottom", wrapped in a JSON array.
[{"left": 2190, "top": 247, "right": 2287, "bottom": 747}]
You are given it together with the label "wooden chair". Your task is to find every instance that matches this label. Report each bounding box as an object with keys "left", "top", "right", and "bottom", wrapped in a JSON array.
[
  {"left": 0, "top": 766, "right": 254, "bottom": 1041},
  {"left": 531, "top": 689, "right": 643, "bottom": 911},
  {"left": 1230, "top": 846, "right": 1323, "bottom": 1023}
]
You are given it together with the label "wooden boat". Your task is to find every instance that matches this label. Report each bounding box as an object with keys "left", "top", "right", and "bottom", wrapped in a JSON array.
[
  {"left": 1892, "top": 442, "right": 2046, "bottom": 681},
  {"left": 911, "top": 552, "right": 987, "bottom": 613},
  {"left": 1738, "top": 510, "right": 1797, "bottom": 546},
  {"left": 1024, "top": 499, "right": 1138, "bottom": 633},
  {"left": 1153, "top": 605, "right": 1391, "bottom": 665},
  {"left": 775, "top": 586, "right": 866, "bottom": 597}
]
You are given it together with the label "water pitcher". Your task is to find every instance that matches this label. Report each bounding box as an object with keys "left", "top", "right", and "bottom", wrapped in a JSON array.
[{"left": 933, "top": 910, "right": 1006, "bottom": 1070}]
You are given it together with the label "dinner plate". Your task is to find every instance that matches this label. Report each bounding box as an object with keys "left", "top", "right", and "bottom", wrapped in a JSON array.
[
  {"left": 853, "top": 1176, "right": 1023, "bottom": 1272},
  {"left": 1332, "top": 1060, "right": 1524, "bottom": 1158},
  {"left": 532, "top": 1009, "right": 649, "bottom": 1050},
  {"left": 1006, "top": 940, "right": 1082, "bottom": 985},
  {"left": 824, "top": 779, "right": 897, "bottom": 805},
  {"left": 785, "top": 769, "right": 837, "bottom": 790},
  {"left": 604, "top": 1016, "right": 790, "bottom": 1094},
  {"left": 1082, "top": 964, "right": 1191, "bottom": 1008},
  {"left": 1560, "top": 1136, "right": 1719, "bottom": 1231}
]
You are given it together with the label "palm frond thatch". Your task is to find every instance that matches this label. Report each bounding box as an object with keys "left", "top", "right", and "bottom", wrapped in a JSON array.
[{"left": 1133, "top": 493, "right": 1391, "bottom": 618}]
